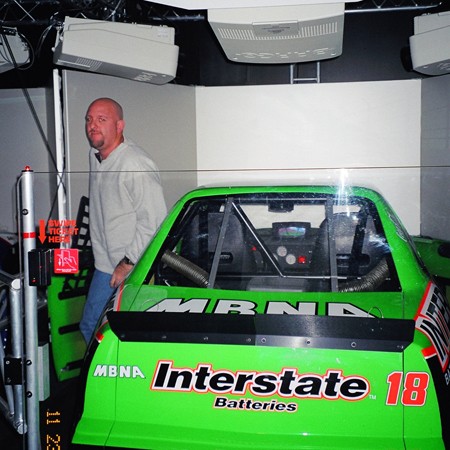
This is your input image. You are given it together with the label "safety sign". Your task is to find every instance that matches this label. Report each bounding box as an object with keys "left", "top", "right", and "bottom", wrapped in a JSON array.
[
  {"left": 38, "top": 219, "right": 79, "bottom": 244},
  {"left": 54, "top": 248, "right": 79, "bottom": 274}
]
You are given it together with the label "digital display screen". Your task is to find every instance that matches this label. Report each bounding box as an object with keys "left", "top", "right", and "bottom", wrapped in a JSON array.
[
  {"left": 278, "top": 226, "right": 306, "bottom": 238},
  {"left": 273, "top": 222, "right": 311, "bottom": 239}
]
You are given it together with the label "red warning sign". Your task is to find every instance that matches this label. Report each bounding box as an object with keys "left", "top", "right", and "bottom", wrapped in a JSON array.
[
  {"left": 54, "top": 248, "right": 79, "bottom": 274},
  {"left": 39, "top": 219, "right": 79, "bottom": 244}
]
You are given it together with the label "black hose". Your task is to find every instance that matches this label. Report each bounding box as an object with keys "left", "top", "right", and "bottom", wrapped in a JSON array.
[
  {"left": 339, "top": 258, "right": 389, "bottom": 293},
  {"left": 162, "top": 250, "right": 209, "bottom": 288}
]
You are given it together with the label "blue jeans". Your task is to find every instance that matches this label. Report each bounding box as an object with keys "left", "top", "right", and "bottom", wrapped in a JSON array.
[{"left": 80, "top": 269, "right": 115, "bottom": 343}]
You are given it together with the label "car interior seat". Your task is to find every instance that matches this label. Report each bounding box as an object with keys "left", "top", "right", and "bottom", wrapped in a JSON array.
[
  {"left": 180, "top": 212, "right": 256, "bottom": 289},
  {"left": 310, "top": 212, "right": 388, "bottom": 291}
]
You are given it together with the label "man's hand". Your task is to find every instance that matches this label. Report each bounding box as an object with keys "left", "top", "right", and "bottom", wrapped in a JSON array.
[{"left": 110, "top": 260, "right": 134, "bottom": 288}]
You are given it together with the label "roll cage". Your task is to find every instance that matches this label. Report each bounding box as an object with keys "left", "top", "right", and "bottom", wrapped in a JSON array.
[{"left": 147, "top": 193, "right": 400, "bottom": 293}]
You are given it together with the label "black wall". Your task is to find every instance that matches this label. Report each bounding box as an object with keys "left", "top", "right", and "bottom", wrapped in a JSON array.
[{"left": 176, "top": 9, "right": 424, "bottom": 87}]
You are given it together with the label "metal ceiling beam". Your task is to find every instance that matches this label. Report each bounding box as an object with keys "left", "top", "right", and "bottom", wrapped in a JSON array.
[{"left": 0, "top": 0, "right": 445, "bottom": 28}]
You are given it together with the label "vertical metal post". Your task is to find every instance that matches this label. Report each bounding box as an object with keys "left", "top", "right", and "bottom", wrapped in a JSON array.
[
  {"left": 9, "top": 277, "right": 26, "bottom": 435},
  {"left": 53, "top": 69, "right": 68, "bottom": 247},
  {"left": 0, "top": 271, "right": 26, "bottom": 437},
  {"left": 20, "top": 167, "right": 40, "bottom": 450},
  {"left": 325, "top": 198, "right": 338, "bottom": 293},
  {"left": 0, "top": 312, "right": 15, "bottom": 426}
]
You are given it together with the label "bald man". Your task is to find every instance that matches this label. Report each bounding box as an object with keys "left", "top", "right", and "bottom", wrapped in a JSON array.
[{"left": 80, "top": 97, "right": 167, "bottom": 343}]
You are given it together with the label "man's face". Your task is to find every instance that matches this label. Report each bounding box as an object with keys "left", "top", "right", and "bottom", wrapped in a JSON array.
[{"left": 85, "top": 100, "right": 124, "bottom": 157}]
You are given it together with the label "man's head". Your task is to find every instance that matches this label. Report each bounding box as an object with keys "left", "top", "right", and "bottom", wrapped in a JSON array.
[{"left": 85, "top": 98, "right": 125, "bottom": 159}]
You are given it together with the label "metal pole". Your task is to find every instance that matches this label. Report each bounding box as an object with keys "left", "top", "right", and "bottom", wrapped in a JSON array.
[
  {"left": 0, "top": 327, "right": 15, "bottom": 426},
  {"left": 10, "top": 277, "right": 27, "bottom": 435},
  {"left": 0, "top": 278, "right": 15, "bottom": 420},
  {"left": 20, "top": 167, "right": 40, "bottom": 450},
  {"left": 52, "top": 69, "right": 68, "bottom": 247}
]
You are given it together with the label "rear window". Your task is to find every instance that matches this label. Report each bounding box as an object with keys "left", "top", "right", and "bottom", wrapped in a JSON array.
[{"left": 147, "top": 193, "right": 400, "bottom": 293}]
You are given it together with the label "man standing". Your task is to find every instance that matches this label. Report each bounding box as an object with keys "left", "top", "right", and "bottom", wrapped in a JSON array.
[{"left": 80, "top": 97, "right": 167, "bottom": 343}]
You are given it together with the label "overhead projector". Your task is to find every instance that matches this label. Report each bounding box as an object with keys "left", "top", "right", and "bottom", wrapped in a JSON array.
[
  {"left": 410, "top": 11, "right": 450, "bottom": 76},
  {"left": 53, "top": 17, "right": 179, "bottom": 84},
  {"left": 0, "top": 29, "right": 29, "bottom": 73}
]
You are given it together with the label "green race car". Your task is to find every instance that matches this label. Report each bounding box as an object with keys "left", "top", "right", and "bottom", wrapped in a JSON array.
[{"left": 70, "top": 185, "right": 450, "bottom": 449}]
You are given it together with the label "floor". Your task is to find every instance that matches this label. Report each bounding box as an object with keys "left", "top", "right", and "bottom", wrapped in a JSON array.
[{"left": 0, "top": 375, "right": 78, "bottom": 450}]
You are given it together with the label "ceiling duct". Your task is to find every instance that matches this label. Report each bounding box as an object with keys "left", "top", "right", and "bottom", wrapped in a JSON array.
[{"left": 207, "top": 3, "right": 345, "bottom": 64}]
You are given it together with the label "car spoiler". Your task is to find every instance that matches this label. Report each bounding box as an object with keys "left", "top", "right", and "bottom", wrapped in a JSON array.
[{"left": 107, "top": 312, "right": 414, "bottom": 353}]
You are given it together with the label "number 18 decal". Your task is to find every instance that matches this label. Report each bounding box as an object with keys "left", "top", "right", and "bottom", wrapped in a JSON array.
[{"left": 386, "top": 372, "right": 429, "bottom": 406}]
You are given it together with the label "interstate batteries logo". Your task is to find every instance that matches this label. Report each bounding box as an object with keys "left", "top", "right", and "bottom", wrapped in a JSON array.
[{"left": 150, "top": 361, "right": 370, "bottom": 413}]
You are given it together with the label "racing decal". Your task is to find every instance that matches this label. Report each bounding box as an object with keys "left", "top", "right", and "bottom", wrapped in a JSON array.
[
  {"left": 326, "top": 303, "right": 375, "bottom": 317},
  {"left": 415, "top": 283, "right": 450, "bottom": 447},
  {"left": 213, "top": 397, "right": 297, "bottom": 413},
  {"left": 386, "top": 371, "right": 429, "bottom": 406},
  {"left": 263, "top": 301, "right": 317, "bottom": 315},
  {"left": 93, "top": 364, "right": 145, "bottom": 379},
  {"left": 150, "top": 360, "right": 370, "bottom": 410},
  {"left": 146, "top": 298, "right": 316, "bottom": 315},
  {"left": 146, "top": 298, "right": 373, "bottom": 317},
  {"left": 415, "top": 283, "right": 450, "bottom": 372}
]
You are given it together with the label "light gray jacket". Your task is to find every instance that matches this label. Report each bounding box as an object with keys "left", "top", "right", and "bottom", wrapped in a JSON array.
[{"left": 89, "top": 138, "right": 167, "bottom": 274}]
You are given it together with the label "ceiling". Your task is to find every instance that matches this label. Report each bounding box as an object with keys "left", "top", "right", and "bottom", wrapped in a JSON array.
[
  {"left": 0, "top": 0, "right": 443, "bottom": 26},
  {"left": 0, "top": 0, "right": 446, "bottom": 87}
]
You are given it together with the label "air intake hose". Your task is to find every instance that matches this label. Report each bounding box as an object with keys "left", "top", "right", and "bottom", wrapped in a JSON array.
[
  {"left": 162, "top": 250, "right": 210, "bottom": 288},
  {"left": 339, "top": 258, "right": 389, "bottom": 293}
]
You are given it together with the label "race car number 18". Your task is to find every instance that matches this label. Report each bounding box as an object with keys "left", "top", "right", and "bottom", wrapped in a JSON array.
[{"left": 386, "top": 372, "right": 429, "bottom": 406}]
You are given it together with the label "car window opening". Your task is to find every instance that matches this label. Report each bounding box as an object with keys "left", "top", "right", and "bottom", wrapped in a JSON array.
[{"left": 148, "top": 193, "right": 400, "bottom": 293}]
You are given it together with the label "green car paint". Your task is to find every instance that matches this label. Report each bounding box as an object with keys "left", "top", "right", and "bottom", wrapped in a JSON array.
[
  {"left": 413, "top": 236, "right": 450, "bottom": 301},
  {"left": 68, "top": 186, "right": 450, "bottom": 449},
  {"left": 47, "top": 273, "right": 87, "bottom": 381}
]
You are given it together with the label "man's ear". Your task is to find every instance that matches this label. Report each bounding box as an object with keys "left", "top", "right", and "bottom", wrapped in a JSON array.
[{"left": 117, "top": 119, "right": 125, "bottom": 134}]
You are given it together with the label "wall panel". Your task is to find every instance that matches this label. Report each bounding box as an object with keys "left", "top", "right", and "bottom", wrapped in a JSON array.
[{"left": 196, "top": 80, "right": 422, "bottom": 234}]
